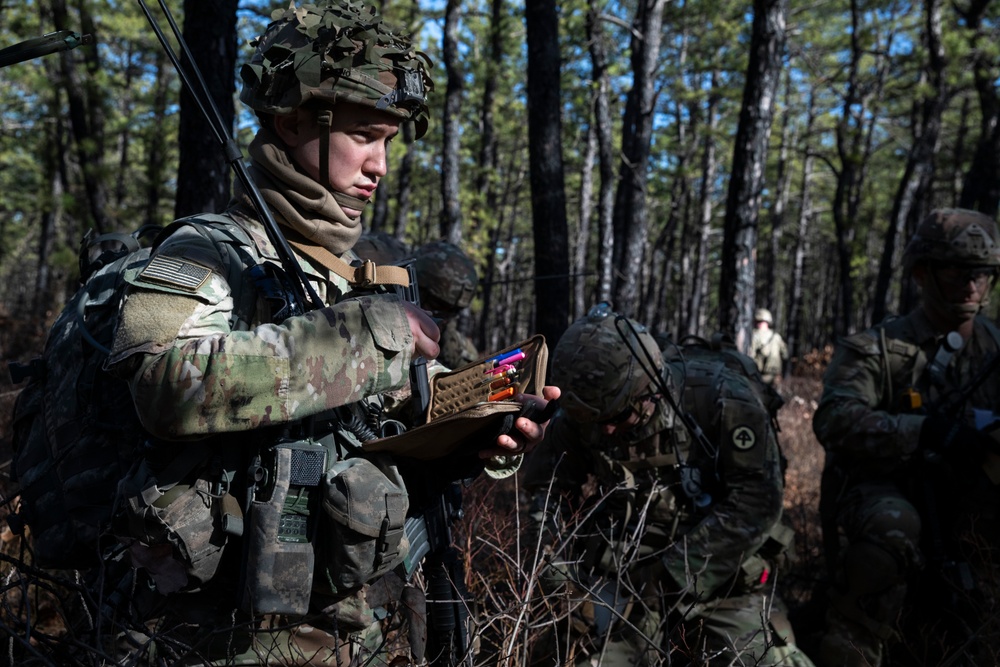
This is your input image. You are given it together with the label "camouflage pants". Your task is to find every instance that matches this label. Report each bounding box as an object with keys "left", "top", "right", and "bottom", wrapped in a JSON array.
[
  {"left": 672, "top": 593, "right": 815, "bottom": 667},
  {"left": 530, "top": 569, "right": 814, "bottom": 666},
  {"left": 109, "top": 583, "right": 397, "bottom": 666},
  {"left": 818, "top": 481, "right": 921, "bottom": 667}
]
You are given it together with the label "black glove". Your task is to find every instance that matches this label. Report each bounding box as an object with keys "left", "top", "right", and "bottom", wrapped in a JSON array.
[{"left": 919, "top": 414, "right": 992, "bottom": 465}]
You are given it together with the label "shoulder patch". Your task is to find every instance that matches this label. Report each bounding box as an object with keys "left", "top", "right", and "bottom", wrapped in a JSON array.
[
  {"left": 730, "top": 424, "right": 758, "bottom": 450},
  {"left": 138, "top": 255, "right": 211, "bottom": 292}
]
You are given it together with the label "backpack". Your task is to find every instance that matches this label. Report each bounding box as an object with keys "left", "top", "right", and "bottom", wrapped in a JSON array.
[
  {"left": 7, "top": 217, "right": 255, "bottom": 569},
  {"left": 672, "top": 332, "right": 785, "bottom": 418}
]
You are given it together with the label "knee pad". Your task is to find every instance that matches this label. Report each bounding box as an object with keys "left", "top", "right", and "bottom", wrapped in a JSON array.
[{"left": 828, "top": 540, "right": 905, "bottom": 641}]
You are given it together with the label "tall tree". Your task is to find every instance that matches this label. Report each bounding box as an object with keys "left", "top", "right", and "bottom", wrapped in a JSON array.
[
  {"left": 610, "top": 0, "right": 667, "bottom": 316},
  {"left": 786, "top": 88, "right": 817, "bottom": 364},
  {"left": 764, "top": 70, "right": 794, "bottom": 320},
  {"left": 587, "top": 0, "right": 615, "bottom": 310},
  {"left": 874, "top": 0, "right": 947, "bottom": 323},
  {"left": 525, "top": 0, "right": 570, "bottom": 346},
  {"left": 175, "top": 0, "right": 237, "bottom": 219},
  {"left": 719, "top": 0, "right": 787, "bottom": 350},
  {"left": 439, "top": 0, "right": 463, "bottom": 245},
  {"left": 50, "top": 0, "right": 111, "bottom": 234},
  {"left": 144, "top": 47, "right": 171, "bottom": 229},
  {"left": 686, "top": 70, "right": 720, "bottom": 339},
  {"left": 957, "top": 0, "right": 1000, "bottom": 217}
]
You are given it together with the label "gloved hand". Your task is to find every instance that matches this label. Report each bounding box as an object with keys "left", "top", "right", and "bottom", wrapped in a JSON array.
[{"left": 919, "top": 414, "right": 994, "bottom": 465}]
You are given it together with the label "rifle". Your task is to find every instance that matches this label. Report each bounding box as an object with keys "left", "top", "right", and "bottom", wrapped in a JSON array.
[
  {"left": 393, "top": 262, "right": 474, "bottom": 666},
  {"left": 402, "top": 482, "right": 473, "bottom": 666}
]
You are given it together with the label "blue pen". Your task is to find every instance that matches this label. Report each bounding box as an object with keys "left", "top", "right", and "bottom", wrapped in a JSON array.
[{"left": 492, "top": 349, "right": 524, "bottom": 368}]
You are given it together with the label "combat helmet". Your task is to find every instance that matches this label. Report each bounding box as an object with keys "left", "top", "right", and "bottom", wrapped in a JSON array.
[
  {"left": 412, "top": 241, "right": 478, "bottom": 314},
  {"left": 240, "top": 1, "right": 433, "bottom": 138},
  {"left": 754, "top": 308, "right": 773, "bottom": 325},
  {"left": 903, "top": 208, "right": 1000, "bottom": 274},
  {"left": 550, "top": 303, "right": 663, "bottom": 424},
  {"left": 353, "top": 231, "right": 410, "bottom": 265}
]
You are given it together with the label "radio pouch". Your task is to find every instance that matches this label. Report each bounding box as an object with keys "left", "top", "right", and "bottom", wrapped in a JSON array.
[
  {"left": 363, "top": 335, "right": 548, "bottom": 463},
  {"left": 241, "top": 439, "right": 326, "bottom": 616}
]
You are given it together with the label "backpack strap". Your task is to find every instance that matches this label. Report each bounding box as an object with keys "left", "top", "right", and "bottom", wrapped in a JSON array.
[
  {"left": 156, "top": 214, "right": 262, "bottom": 331},
  {"left": 285, "top": 236, "right": 411, "bottom": 288}
]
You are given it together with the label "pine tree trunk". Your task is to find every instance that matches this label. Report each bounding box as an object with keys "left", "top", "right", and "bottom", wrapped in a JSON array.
[
  {"left": 719, "top": 0, "right": 786, "bottom": 351},
  {"left": 175, "top": 0, "right": 237, "bottom": 219},
  {"left": 439, "top": 0, "right": 463, "bottom": 245},
  {"left": 526, "top": 0, "right": 570, "bottom": 346}
]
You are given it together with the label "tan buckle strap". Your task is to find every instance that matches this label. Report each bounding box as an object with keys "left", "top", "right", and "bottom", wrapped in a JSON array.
[{"left": 287, "top": 238, "right": 411, "bottom": 288}]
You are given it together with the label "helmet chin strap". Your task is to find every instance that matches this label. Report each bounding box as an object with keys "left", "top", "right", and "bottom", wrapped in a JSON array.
[{"left": 316, "top": 108, "right": 370, "bottom": 214}]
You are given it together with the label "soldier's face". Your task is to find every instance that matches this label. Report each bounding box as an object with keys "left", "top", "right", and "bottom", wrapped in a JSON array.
[
  {"left": 274, "top": 103, "right": 401, "bottom": 218},
  {"left": 915, "top": 263, "right": 996, "bottom": 324},
  {"left": 600, "top": 395, "right": 657, "bottom": 436}
]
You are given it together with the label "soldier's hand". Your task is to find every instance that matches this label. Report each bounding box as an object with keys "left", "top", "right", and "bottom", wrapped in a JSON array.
[
  {"left": 919, "top": 414, "right": 995, "bottom": 465},
  {"left": 402, "top": 301, "right": 440, "bottom": 360},
  {"left": 482, "top": 385, "right": 561, "bottom": 459}
]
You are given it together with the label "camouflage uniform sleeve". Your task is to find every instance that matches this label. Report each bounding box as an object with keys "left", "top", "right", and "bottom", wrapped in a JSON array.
[
  {"left": 812, "top": 331, "right": 923, "bottom": 460},
  {"left": 661, "top": 372, "right": 784, "bottom": 598},
  {"left": 108, "top": 227, "right": 413, "bottom": 439}
]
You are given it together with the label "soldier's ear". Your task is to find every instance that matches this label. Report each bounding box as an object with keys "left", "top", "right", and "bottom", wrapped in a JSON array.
[
  {"left": 272, "top": 109, "right": 308, "bottom": 148},
  {"left": 911, "top": 263, "right": 927, "bottom": 288}
]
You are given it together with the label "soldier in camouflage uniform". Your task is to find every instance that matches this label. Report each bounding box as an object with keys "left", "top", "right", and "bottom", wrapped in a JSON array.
[
  {"left": 522, "top": 304, "right": 814, "bottom": 667},
  {"left": 105, "top": 2, "right": 553, "bottom": 664},
  {"left": 813, "top": 208, "right": 1000, "bottom": 666},
  {"left": 412, "top": 240, "right": 480, "bottom": 369},
  {"left": 750, "top": 307, "right": 789, "bottom": 386}
]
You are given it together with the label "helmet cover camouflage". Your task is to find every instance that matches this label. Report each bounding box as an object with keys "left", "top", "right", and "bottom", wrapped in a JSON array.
[
  {"left": 551, "top": 303, "right": 663, "bottom": 424},
  {"left": 240, "top": 1, "right": 434, "bottom": 137},
  {"left": 413, "top": 241, "right": 478, "bottom": 312},
  {"left": 353, "top": 231, "right": 411, "bottom": 265},
  {"left": 903, "top": 208, "right": 1000, "bottom": 273},
  {"left": 754, "top": 308, "right": 773, "bottom": 325}
]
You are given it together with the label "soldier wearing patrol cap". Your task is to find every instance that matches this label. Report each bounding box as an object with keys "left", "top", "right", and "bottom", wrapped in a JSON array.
[
  {"left": 105, "top": 2, "right": 554, "bottom": 664},
  {"left": 522, "top": 303, "right": 814, "bottom": 666},
  {"left": 813, "top": 208, "right": 1000, "bottom": 666}
]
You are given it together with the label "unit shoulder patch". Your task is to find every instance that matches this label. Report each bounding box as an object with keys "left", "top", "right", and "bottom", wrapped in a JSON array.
[{"left": 730, "top": 424, "right": 757, "bottom": 451}]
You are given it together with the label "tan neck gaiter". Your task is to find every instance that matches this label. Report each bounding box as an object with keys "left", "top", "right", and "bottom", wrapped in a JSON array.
[{"left": 235, "top": 126, "right": 362, "bottom": 256}]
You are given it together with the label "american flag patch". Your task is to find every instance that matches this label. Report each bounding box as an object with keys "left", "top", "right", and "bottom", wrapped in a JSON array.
[{"left": 138, "top": 255, "right": 211, "bottom": 292}]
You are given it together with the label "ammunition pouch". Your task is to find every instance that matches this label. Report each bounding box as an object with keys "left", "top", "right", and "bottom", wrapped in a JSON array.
[
  {"left": 316, "top": 454, "right": 408, "bottom": 595},
  {"left": 116, "top": 453, "right": 233, "bottom": 595}
]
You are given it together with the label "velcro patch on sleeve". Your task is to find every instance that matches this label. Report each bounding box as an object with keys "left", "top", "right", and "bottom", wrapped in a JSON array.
[{"left": 138, "top": 255, "right": 212, "bottom": 292}]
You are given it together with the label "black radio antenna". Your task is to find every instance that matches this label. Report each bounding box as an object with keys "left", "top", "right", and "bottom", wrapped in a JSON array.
[
  {"left": 614, "top": 315, "right": 719, "bottom": 462},
  {"left": 138, "top": 0, "right": 322, "bottom": 312}
]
